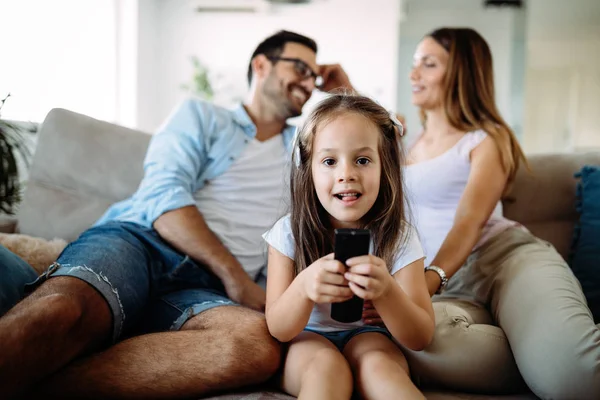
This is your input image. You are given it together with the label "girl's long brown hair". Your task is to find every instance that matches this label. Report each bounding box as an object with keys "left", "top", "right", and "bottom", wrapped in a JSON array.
[
  {"left": 425, "top": 28, "right": 528, "bottom": 189},
  {"left": 290, "top": 93, "right": 408, "bottom": 275}
]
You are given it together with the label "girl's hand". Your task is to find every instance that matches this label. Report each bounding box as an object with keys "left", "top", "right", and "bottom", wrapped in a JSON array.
[
  {"left": 300, "top": 253, "right": 354, "bottom": 304},
  {"left": 344, "top": 255, "right": 393, "bottom": 301}
]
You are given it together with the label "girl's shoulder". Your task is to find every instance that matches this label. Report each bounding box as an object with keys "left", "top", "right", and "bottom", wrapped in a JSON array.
[
  {"left": 275, "top": 214, "right": 292, "bottom": 228},
  {"left": 265, "top": 214, "right": 292, "bottom": 238},
  {"left": 263, "top": 214, "right": 295, "bottom": 260},
  {"left": 400, "top": 222, "right": 423, "bottom": 253},
  {"left": 390, "top": 223, "right": 425, "bottom": 275}
]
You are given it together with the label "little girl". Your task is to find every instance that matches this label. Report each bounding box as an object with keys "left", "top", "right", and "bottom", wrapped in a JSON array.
[{"left": 263, "top": 93, "right": 435, "bottom": 400}]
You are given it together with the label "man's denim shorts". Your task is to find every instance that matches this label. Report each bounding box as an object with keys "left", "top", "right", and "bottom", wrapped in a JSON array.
[
  {"left": 28, "top": 221, "right": 238, "bottom": 343},
  {"left": 305, "top": 325, "right": 393, "bottom": 351}
]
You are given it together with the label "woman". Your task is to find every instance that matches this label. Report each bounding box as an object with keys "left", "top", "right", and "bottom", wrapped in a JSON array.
[{"left": 401, "top": 27, "right": 599, "bottom": 399}]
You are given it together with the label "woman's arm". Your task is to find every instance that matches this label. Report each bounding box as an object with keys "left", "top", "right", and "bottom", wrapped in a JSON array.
[
  {"left": 265, "top": 246, "right": 314, "bottom": 342},
  {"left": 372, "top": 259, "right": 435, "bottom": 350},
  {"left": 425, "top": 137, "right": 509, "bottom": 296}
]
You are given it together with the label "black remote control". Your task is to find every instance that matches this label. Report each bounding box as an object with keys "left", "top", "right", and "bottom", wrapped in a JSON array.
[{"left": 331, "top": 228, "right": 370, "bottom": 323}]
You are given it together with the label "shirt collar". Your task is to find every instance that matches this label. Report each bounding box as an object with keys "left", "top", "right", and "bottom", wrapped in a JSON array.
[
  {"left": 232, "top": 103, "right": 296, "bottom": 142},
  {"left": 232, "top": 104, "right": 256, "bottom": 131}
]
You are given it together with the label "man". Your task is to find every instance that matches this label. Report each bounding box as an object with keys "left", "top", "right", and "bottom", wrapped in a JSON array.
[{"left": 0, "top": 30, "right": 353, "bottom": 399}]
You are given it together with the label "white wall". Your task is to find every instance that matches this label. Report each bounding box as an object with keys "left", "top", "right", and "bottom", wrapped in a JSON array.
[
  {"left": 395, "top": 0, "right": 600, "bottom": 153},
  {"left": 522, "top": 0, "right": 600, "bottom": 153},
  {"left": 0, "top": 0, "right": 117, "bottom": 123},
  {"left": 135, "top": 0, "right": 402, "bottom": 132},
  {"left": 136, "top": 0, "right": 160, "bottom": 130},
  {"left": 396, "top": 0, "right": 526, "bottom": 140}
]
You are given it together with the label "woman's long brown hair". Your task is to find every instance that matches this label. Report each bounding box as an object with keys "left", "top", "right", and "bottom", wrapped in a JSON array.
[
  {"left": 425, "top": 28, "right": 528, "bottom": 189},
  {"left": 290, "top": 93, "right": 408, "bottom": 275}
]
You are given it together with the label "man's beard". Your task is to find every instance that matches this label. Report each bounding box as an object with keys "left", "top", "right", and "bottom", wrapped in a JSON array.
[{"left": 263, "top": 74, "right": 304, "bottom": 120}]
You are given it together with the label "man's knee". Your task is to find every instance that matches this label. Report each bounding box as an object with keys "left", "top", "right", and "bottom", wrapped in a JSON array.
[
  {"left": 27, "top": 276, "right": 111, "bottom": 333},
  {"left": 237, "top": 318, "right": 281, "bottom": 377},
  {"left": 34, "top": 276, "right": 102, "bottom": 304},
  {"left": 183, "top": 306, "right": 281, "bottom": 377},
  {"left": 35, "top": 292, "right": 85, "bottom": 324}
]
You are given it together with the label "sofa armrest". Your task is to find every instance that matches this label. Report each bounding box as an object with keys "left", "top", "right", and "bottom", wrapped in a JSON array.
[{"left": 0, "top": 215, "right": 18, "bottom": 233}]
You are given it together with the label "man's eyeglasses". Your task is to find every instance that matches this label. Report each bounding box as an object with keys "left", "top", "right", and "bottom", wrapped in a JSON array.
[{"left": 268, "top": 57, "right": 323, "bottom": 86}]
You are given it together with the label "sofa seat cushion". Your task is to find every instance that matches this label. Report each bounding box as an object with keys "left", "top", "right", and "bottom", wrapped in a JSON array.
[
  {"left": 571, "top": 165, "right": 600, "bottom": 323},
  {"left": 200, "top": 389, "right": 538, "bottom": 399}
]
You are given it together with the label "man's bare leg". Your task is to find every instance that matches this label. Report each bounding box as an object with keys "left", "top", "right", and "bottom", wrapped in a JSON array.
[
  {"left": 0, "top": 276, "right": 112, "bottom": 399},
  {"left": 33, "top": 306, "right": 281, "bottom": 399}
]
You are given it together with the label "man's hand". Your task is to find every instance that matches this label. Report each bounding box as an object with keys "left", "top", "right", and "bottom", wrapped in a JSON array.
[
  {"left": 318, "top": 64, "right": 353, "bottom": 92},
  {"left": 223, "top": 274, "right": 266, "bottom": 312},
  {"left": 155, "top": 206, "right": 266, "bottom": 309}
]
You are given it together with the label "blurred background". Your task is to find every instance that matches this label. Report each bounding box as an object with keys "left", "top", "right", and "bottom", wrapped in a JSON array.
[{"left": 0, "top": 0, "right": 598, "bottom": 154}]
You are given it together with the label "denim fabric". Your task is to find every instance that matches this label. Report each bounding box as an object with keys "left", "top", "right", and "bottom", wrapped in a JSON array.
[
  {"left": 305, "top": 325, "right": 393, "bottom": 352},
  {"left": 0, "top": 244, "right": 38, "bottom": 316},
  {"left": 95, "top": 99, "right": 296, "bottom": 228},
  {"left": 29, "top": 221, "right": 237, "bottom": 342}
]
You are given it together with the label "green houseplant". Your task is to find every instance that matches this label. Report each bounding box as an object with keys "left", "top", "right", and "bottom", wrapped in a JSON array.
[
  {"left": 181, "top": 56, "right": 214, "bottom": 101},
  {"left": 0, "top": 94, "right": 33, "bottom": 214}
]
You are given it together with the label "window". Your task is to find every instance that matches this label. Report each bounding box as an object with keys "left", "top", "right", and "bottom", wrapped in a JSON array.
[{"left": 0, "top": 0, "right": 117, "bottom": 123}]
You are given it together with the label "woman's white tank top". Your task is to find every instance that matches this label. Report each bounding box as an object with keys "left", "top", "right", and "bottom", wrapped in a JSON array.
[{"left": 403, "top": 130, "right": 519, "bottom": 265}]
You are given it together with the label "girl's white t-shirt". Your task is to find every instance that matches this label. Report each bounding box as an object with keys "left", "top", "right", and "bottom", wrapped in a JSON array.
[{"left": 262, "top": 214, "right": 425, "bottom": 332}]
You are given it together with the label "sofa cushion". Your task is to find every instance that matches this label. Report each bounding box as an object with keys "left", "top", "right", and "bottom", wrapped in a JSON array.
[
  {"left": 200, "top": 390, "right": 538, "bottom": 399},
  {"left": 570, "top": 165, "right": 600, "bottom": 323},
  {"left": 503, "top": 152, "right": 600, "bottom": 260},
  {"left": 16, "top": 109, "right": 151, "bottom": 241},
  {"left": 0, "top": 233, "right": 67, "bottom": 274}
]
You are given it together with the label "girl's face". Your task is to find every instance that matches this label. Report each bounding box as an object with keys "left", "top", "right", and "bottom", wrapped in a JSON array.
[
  {"left": 410, "top": 37, "right": 448, "bottom": 110},
  {"left": 311, "top": 113, "right": 381, "bottom": 229}
]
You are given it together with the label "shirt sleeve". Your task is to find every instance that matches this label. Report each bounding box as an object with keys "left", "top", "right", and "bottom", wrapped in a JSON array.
[
  {"left": 262, "top": 215, "right": 295, "bottom": 260},
  {"left": 132, "top": 99, "right": 209, "bottom": 225},
  {"left": 390, "top": 224, "right": 425, "bottom": 275}
]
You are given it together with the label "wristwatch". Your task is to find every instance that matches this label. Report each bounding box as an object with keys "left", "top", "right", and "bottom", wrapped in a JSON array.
[{"left": 425, "top": 265, "right": 448, "bottom": 294}]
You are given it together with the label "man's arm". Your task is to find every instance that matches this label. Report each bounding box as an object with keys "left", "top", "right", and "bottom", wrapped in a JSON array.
[
  {"left": 136, "top": 99, "right": 265, "bottom": 310},
  {"left": 154, "top": 206, "right": 265, "bottom": 311}
]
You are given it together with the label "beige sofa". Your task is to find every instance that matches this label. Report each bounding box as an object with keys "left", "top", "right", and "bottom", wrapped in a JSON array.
[{"left": 6, "top": 108, "right": 600, "bottom": 399}]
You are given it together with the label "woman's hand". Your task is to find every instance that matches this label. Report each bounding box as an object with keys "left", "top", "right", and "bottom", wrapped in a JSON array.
[
  {"left": 300, "top": 253, "right": 354, "bottom": 304},
  {"left": 344, "top": 255, "right": 394, "bottom": 301}
]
